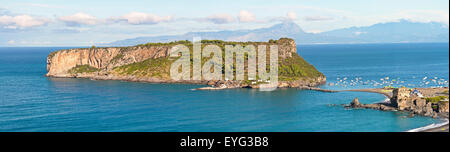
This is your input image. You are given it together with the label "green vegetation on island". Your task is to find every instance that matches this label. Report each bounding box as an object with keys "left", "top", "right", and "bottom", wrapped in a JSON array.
[
  {"left": 110, "top": 39, "right": 324, "bottom": 82},
  {"left": 113, "top": 58, "right": 173, "bottom": 79},
  {"left": 68, "top": 65, "right": 99, "bottom": 74},
  {"left": 49, "top": 38, "right": 325, "bottom": 86},
  {"left": 279, "top": 53, "right": 323, "bottom": 81},
  {"left": 426, "top": 96, "right": 449, "bottom": 104}
]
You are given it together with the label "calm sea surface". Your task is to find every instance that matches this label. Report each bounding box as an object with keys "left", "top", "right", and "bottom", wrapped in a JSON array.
[{"left": 0, "top": 43, "right": 448, "bottom": 132}]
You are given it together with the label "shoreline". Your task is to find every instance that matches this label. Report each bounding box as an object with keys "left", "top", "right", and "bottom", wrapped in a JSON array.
[
  {"left": 415, "top": 113, "right": 449, "bottom": 132},
  {"left": 408, "top": 118, "right": 449, "bottom": 132},
  {"left": 48, "top": 76, "right": 449, "bottom": 132},
  {"left": 339, "top": 88, "right": 448, "bottom": 132},
  {"left": 293, "top": 87, "right": 449, "bottom": 132},
  {"left": 47, "top": 74, "right": 327, "bottom": 90}
]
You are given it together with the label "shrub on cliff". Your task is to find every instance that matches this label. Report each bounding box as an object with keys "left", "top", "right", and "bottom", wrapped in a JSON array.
[
  {"left": 279, "top": 53, "right": 324, "bottom": 81},
  {"left": 113, "top": 58, "right": 173, "bottom": 78},
  {"left": 58, "top": 38, "right": 324, "bottom": 83},
  {"left": 68, "top": 65, "right": 99, "bottom": 74},
  {"left": 426, "top": 96, "right": 448, "bottom": 104}
]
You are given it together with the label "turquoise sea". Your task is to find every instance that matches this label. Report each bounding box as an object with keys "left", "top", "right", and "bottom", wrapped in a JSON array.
[{"left": 0, "top": 43, "right": 448, "bottom": 132}]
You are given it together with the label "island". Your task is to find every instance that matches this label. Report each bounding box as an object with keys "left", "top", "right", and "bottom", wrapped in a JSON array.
[{"left": 46, "top": 38, "right": 326, "bottom": 88}]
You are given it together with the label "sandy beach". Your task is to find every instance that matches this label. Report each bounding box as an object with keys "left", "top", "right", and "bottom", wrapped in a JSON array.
[{"left": 420, "top": 113, "right": 449, "bottom": 132}]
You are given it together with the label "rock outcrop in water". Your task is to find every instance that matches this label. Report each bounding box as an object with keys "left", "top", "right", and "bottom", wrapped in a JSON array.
[
  {"left": 389, "top": 88, "right": 449, "bottom": 117},
  {"left": 350, "top": 98, "right": 362, "bottom": 107},
  {"left": 46, "top": 38, "right": 326, "bottom": 88},
  {"left": 346, "top": 88, "right": 449, "bottom": 118}
]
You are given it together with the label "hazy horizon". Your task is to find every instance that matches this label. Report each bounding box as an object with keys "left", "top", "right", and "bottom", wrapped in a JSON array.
[{"left": 1, "top": 0, "right": 449, "bottom": 46}]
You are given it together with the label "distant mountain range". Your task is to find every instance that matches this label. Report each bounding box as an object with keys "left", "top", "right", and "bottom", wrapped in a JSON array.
[{"left": 109, "top": 20, "right": 449, "bottom": 46}]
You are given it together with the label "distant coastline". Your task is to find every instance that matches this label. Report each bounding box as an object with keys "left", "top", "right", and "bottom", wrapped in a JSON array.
[
  {"left": 2, "top": 41, "right": 448, "bottom": 48},
  {"left": 109, "top": 21, "right": 449, "bottom": 47}
]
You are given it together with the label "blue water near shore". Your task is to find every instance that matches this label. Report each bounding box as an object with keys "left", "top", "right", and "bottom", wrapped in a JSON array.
[{"left": 0, "top": 43, "right": 448, "bottom": 132}]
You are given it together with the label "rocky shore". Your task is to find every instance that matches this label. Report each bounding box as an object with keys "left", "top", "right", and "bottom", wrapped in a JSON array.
[
  {"left": 56, "top": 73, "right": 326, "bottom": 89},
  {"left": 342, "top": 87, "right": 449, "bottom": 132},
  {"left": 194, "top": 76, "right": 326, "bottom": 90},
  {"left": 344, "top": 88, "right": 449, "bottom": 117}
]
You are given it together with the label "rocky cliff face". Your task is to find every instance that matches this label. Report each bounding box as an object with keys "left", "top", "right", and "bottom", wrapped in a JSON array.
[
  {"left": 276, "top": 38, "right": 296, "bottom": 58},
  {"left": 440, "top": 101, "right": 449, "bottom": 113},
  {"left": 390, "top": 88, "right": 448, "bottom": 117},
  {"left": 391, "top": 88, "right": 413, "bottom": 110},
  {"left": 46, "top": 46, "right": 171, "bottom": 77},
  {"left": 46, "top": 38, "right": 326, "bottom": 88}
]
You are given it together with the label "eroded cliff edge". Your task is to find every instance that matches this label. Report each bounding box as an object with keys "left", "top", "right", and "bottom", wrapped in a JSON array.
[{"left": 46, "top": 38, "right": 326, "bottom": 88}]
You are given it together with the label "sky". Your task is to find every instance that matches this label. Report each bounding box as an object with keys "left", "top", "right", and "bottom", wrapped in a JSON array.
[{"left": 1, "top": 0, "right": 449, "bottom": 46}]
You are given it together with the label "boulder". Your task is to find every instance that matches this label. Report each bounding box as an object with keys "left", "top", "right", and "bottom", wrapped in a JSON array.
[
  {"left": 414, "top": 98, "right": 427, "bottom": 108},
  {"left": 396, "top": 98, "right": 414, "bottom": 111},
  {"left": 278, "top": 82, "right": 290, "bottom": 88},
  {"left": 432, "top": 113, "right": 438, "bottom": 119},
  {"left": 207, "top": 80, "right": 217, "bottom": 86},
  {"left": 439, "top": 101, "right": 449, "bottom": 113},
  {"left": 393, "top": 88, "right": 410, "bottom": 99},
  {"left": 391, "top": 88, "right": 413, "bottom": 110},
  {"left": 379, "top": 105, "right": 396, "bottom": 111},
  {"left": 363, "top": 104, "right": 381, "bottom": 110},
  {"left": 423, "top": 103, "right": 435, "bottom": 117},
  {"left": 350, "top": 98, "right": 362, "bottom": 108}
]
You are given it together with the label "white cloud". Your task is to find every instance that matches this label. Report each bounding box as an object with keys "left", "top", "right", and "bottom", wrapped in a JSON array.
[
  {"left": 22, "top": 3, "right": 65, "bottom": 9},
  {"left": 287, "top": 11, "right": 297, "bottom": 20},
  {"left": 0, "top": 15, "right": 49, "bottom": 28},
  {"left": 58, "top": 13, "right": 99, "bottom": 26},
  {"left": 4, "top": 25, "right": 17, "bottom": 29},
  {"left": 204, "top": 14, "right": 235, "bottom": 24},
  {"left": 303, "top": 16, "right": 334, "bottom": 21},
  {"left": 112, "top": 12, "right": 173, "bottom": 25},
  {"left": 238, "top": 10, "right": 256, "bottom": 22},
  {"left": 394, "top": 10, "right": 449, "bottom": 25},
  {"left": 8, "top": 40, "right": 15, "bottom": 44},
  {"left": 354, "top": 31, "right": 367, "bottom": 35},
  {"left": 306, "top": 30, "right": 323, "bottom": 34}
]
